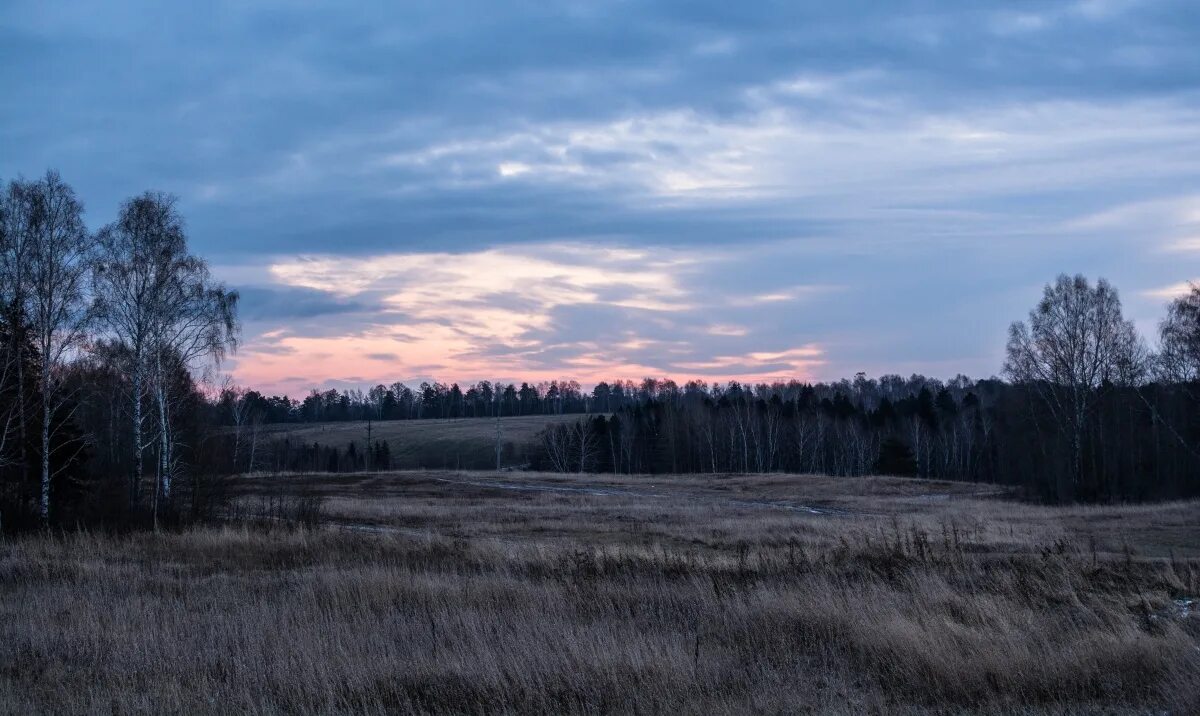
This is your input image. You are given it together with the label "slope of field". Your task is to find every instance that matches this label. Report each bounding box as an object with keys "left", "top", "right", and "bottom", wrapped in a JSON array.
[
  {"left": 3, "top": 472, "right": 1199, "bottom": 714},
  {"left": 252, "top": 414, "right": 585, "bottom": 470}
]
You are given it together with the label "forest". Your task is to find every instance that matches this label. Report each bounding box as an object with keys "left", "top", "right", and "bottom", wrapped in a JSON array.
[{"left": 3, "top": 170, "right": 1200, "bottom": 530}]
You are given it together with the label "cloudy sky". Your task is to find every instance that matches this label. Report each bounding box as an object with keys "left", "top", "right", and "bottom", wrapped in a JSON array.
[{"left": 3, "top": 1, "right": 1199, "bottom": 393}]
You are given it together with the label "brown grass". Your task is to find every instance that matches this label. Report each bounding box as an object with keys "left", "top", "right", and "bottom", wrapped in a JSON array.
[
  {"left": 250, "top": 414, "right": 583, "bottom": 470},
  {"left": 3, "top": 471, "right": 1199, "bottom": 714}
]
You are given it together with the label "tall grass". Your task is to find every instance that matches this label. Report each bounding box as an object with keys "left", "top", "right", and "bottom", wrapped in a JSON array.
[{"left": 2, "top": 473, "right": 1198, "bottom": 714}]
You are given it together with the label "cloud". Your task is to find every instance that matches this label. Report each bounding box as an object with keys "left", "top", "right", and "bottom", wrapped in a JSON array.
[
  {"left": 226, "top": 240, "right": 848, "bottom": 391},
  {"left": 497, "top": 161, "right": 532, "bottom": 177},
  {"left": 1166, "top": 238, "right": 1200, "bottom": 253},
  {"left": 1143, "top": 282, "right": 1196, "bottom": 300},
  {"left": 1072, "top": 0, "right": 1140, "bottom": 21},
  {"left": 1067, "top": 195, "right": 1200, "bottom": 231},
  {"left": 673, "top": 346, "right": 826, "bottom": 381},
  {"left": 1065, "top": 196, "right": 1200, "bottom": 259},
  {"left": 237, "top": 244, "right": 702, "bottom": 388},
  {"left": 731, "top": 285, "right": 845, "bottom": 306},
  {"left": 989, "top": 12, "right": 1051, "bottom": 36},
  {"left": 706, "top": 324, "right": 748, "bottom": 337},
  {"left": 233, "top": 285, "right": 372, "bottom": 320},
  {"left": 381, "top": 94, "right": 1200, "bottom": 210},
  {"left": 269, "top": 243, "right": 696, "bottom": 327},
  {"left": 4, "top": 1, "right": 1200, "bottom": 391}
]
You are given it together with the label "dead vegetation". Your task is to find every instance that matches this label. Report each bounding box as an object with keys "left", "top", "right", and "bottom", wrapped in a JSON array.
[
  {"left": 246, "top": 414, "right": 585, "bottom": 471},
  {"left": 2, "top": 471, "right": 1199, "bottom": 714}
]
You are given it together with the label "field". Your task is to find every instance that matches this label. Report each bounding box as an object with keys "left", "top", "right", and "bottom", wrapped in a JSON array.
[
  {"left": 251, "top": 415, "right": 584, "bottom": 470},
  {"left": 3, "top": 470, "right": 1200, "bottom": 714}
]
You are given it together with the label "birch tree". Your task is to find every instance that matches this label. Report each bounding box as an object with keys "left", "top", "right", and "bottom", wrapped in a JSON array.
[
  {"left": 576, "top": 418, "right": 598, "bottom": 473},
  {"left": 94, "top": 194, "right": 176, "bottom": 507},
  {"left": 94, "top": 192, "right": 237, "bottom": 511},
  {"left": 222, "top": 381, "right": 249, "bottom": 471},
  {"left": 24, "top": 171, "right": 94, "bottom": 522},
  {"left": 1159, "top": 283, "right": 1200, "bottom": 381},
  {"left": 1004, "top": 274, "right": 1145, "bottom": 497},
  {"left": 148, "top": 254, "right": 237, "bottom": 504},
  {"left": 542, "top": 421, "right": 573, "bottom": 472}
]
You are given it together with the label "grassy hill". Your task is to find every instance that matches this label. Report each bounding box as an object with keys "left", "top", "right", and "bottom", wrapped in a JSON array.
[{"left": 252, "top": 414, "right": 587, "bottom": 470}]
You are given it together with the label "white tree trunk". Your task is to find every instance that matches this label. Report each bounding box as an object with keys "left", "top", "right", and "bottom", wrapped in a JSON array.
[
  {"left": 40, "top": 380, "right": 50, "bottom": 523},
  {"left": 158, "top": 385, "right": 171, "bottom": 500},
  {"left": 132, "top": 364, "right": 143, "bottom": 507}
]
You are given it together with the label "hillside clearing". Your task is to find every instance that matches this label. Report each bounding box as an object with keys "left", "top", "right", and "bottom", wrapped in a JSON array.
[{"left": 243, "top": 415, "right": 587, "bottom": 470}]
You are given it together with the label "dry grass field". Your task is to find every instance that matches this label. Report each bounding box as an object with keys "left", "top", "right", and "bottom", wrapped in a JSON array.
[
  {"left": 3, "top": 471, "right": 1200, "bottom": 714},
  {"left": 251, "top": 415, "right": 584, "bottom": 470}
]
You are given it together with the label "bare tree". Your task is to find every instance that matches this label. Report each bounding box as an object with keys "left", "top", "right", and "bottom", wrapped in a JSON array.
[
  {"left": 576, "top": 418, "right": 597, "bottom": 473},
  {"left": 1004, "top": 274, "right": 1146, "bottom": 496},
  {"left": 148, "top": 253, "right": 238, "bottom": 504},
  {"left": 247, "top": 407, "right": 264, "bottom": 473},
  {"left": 94, "top": 192, "right": 238, "bottom": 513},
  {"left": 1158, "top": 282, "right": 1200, "bottom": 381},
  {"left": 368, "top": 384, "right": 387, "bottom": 420},
  {"left": 94, "top": 194, "right": 176, "bottom": 507},
  {"left": 23, "top": 172, "right": 94, "bottom": 522},
  {"left": 542, "top": 422, "right": 573, "bottom": 472},
  {"left": 222, "top": 380, "right": 249, "bottom": 470}
]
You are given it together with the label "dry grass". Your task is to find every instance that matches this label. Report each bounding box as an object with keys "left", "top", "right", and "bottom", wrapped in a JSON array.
[
  {"left": 3, "top": 471, "right": 1199, "bottom": 714},
  {"left": 251, "top": 415, "right": 583, "bottom": 470}
]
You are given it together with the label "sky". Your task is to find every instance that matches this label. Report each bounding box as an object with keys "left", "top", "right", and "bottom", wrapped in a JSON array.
[{"left": 2, "top": 0, "right": 1200, "bottom": 394}]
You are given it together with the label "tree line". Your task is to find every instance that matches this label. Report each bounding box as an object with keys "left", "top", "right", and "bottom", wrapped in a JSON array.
[
  {"left": 4, "top": 169, "right": 1200, "bottom": 530},
  {"left": 531, "top": 276, "right": 1200, "bottom": 503},
  {"left": 213, "top": 378, "right": 660, "bottom": 426}
]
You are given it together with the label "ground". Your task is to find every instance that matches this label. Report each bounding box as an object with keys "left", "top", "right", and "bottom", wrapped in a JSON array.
[
  {"left": 3, "top": 471, "right": 1199, "bottom": 714},
  {"left": 250, "top": 414, "right": 583, "bottom": 470}
]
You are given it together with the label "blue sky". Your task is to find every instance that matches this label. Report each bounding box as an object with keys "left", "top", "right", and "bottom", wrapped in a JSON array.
[{"left": 3, "top": 0, "right": 1199, "bottom": 392}]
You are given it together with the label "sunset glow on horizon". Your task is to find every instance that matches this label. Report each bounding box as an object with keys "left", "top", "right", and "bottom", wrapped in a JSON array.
[
  {"left": 226, "top": 243, "right": 829, "bottom": 394},
  {"left": 4, "top": 1, "right": 1199, "bottom": 394}
]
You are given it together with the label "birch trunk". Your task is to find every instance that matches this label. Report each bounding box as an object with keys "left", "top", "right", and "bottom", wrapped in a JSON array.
[
  {"left": 40, "top": 374, "right": 50, "bottom": 522},
  {"left": 131, "top": 364, "right": 143, "bottom": 508}
]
